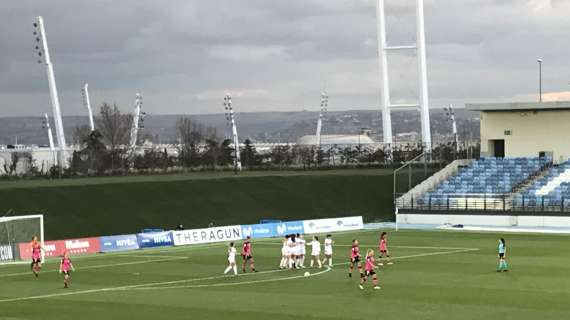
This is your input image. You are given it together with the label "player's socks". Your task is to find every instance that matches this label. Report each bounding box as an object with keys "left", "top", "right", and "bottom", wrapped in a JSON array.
[
  {"left": 318, "top": 259, "right": 322, "bottom": 268},
  {"left": 233, "top": 266, "right": 238, "bottom": 275},
  {"left": 310, "top": 260, "right": 314, "bottom": 267},
  {"left": 329, "top": 258, "right": 332, "bottom": 267},
  {"left": 224, "top": 266, "right": 232, "bottom": 274}
]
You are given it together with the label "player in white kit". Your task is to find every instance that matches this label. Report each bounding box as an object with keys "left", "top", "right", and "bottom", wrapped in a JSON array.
[
  {"left": 224, "top": 242, "right": 238, "bottom": 275},
  {"left": 279, "top": 235, "right": 289, "bottom": 269},
  {"left": 288, "top": 234, "right": 298, "bottom": 269},
  {"left": 297, "top": 233, "right": 306, "bottom": 268},
  {"left": 310, "top": 236, "right": 322, "bottom": 268},
  {"left": 322, "top": 234, "right": 334, "bottom": 267}
]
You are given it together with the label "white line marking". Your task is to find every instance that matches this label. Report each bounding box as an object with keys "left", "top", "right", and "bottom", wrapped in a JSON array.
[
  {"left": 0, "top": 247, "right": 478, "bottom": 302},
  {"left": 0, "top": 256, "right": 188, "bottom": 278},
  {"left": 131, "top": 267, "right": 332, "bottom": 290},
  {"left": 255, "top": 242, "right": 478, "bottom": 250}
]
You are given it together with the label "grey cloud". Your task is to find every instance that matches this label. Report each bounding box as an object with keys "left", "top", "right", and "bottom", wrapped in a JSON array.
[{"left": 0, "top": 0, "right": 569, "bottom": 117}]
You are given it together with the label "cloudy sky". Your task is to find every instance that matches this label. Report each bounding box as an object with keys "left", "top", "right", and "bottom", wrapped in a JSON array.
[{"left": 0, "top": 0, "right": 569, "bottom": 117}]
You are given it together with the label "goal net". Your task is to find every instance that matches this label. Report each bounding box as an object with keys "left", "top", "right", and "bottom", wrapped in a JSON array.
[{"left": 0, "top": 215, "right": 44, "bottom": 264}]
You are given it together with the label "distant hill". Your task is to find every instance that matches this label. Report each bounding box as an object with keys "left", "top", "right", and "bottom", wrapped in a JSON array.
[{"left": 0, "top": 109, "right": 479, "bottom": 145}]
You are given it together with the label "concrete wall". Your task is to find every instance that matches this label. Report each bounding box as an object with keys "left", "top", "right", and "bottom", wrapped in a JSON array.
[
  {"left": 480, "top": 110, "right": 570, "bottom": 162},
  {"left": 398, "top": 213, "right": 570, "bottom": 228}
]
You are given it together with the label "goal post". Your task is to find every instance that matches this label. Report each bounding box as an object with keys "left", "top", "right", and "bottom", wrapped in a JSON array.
[{"left": 0, "top": 214, "right": 44, "bottom": 264}]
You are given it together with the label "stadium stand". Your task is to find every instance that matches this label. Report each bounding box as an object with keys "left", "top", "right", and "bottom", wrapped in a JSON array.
[
  {"left": 399, "top": 157, "right": 560, "bottom": 210},
  {"left": 513, "top": 161, "right": 570, "bottom": 208}
]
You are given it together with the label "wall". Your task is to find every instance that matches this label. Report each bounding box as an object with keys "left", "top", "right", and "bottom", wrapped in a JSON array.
[
  {"left": 479, "top": 109, "right": 570, "bottom": 162},
  {"left": 398, "top": 213, "right": 570, "bottom": 228}
]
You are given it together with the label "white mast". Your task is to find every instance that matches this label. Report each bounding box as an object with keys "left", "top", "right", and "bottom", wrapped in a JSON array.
[
  {"left": 315, "top": 91, "right": 328, "bottom": 151},
  {"left": 129, "top": 93, "right": 143, "bottom": 150},
  {"left": 43, "top": 113, "right": 57, "bottom": 167},
  {"left": 81, "top": 83, "right": 95, "bottom": 131},
  {"left": 444, "top": 104, "right": 459, "bottom": 155},
  {"left": 224, "top": 95, "right": 242, "bottom": 172},
  {"left": 34, "top": 16, "right": 67, "bottom": 167},
  {"left": 375, "top": 0, "right": 432, "bottom": 155}
]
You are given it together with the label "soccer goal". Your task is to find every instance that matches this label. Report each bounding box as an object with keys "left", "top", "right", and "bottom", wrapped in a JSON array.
[{"left": 0, "top": 214, "right": 44, "bottom": 264}]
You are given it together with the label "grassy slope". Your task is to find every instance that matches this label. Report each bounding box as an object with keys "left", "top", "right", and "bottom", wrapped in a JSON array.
[
  {"left": 0, "top": 170, "right": 396, "bottom": 239},
  {"left": 1, "top": 229, "right": 569, "bottom": 320}
]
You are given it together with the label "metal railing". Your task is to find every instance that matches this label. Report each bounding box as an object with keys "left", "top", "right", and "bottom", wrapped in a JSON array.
[{"left": 396, "top": 193, "right": 570, "bottom": 213}]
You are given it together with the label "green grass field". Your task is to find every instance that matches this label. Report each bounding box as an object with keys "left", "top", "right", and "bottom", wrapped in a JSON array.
[
  {"left": 1, "top": 229, "right": 569, "bottom": 320},
  {"left": 0, "top": 169, "right": 399, "bottom": 239}
]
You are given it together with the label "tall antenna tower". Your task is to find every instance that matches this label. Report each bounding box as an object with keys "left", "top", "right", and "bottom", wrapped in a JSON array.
[
  {"left": 81, "top": 83, "right": 95, "bottom": 132},
  {"left": 33, "top": 16, "right": 67, "bottom": 167},
  {"left": 376, "top": 0, "right": 432, "bottom": 156},
  {"left": 224, "top": 95, "right": 242, "bottom": 173}
]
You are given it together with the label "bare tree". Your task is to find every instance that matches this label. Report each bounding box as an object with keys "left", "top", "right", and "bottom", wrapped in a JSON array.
[
  {"left": 96, "top": 103, "right": 132, "bottom": 170},
  {"left": 176, "top": 117, "right": 203, "bottom": 167}
]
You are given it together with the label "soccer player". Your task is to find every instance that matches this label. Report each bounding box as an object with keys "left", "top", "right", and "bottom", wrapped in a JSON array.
[
  {"left": 59, "top": 252, "right": 75, "bottom": 289},
  {"left": 241, "top": 236, "right": 256, "bottom": 273},
  {"left": 322, "top": 234, "right": 333, "bottom": 267},
  {"left": 378, "top": 232, "right": 393, "bottom": 266},
  {"left": 348, "top": 239, "right": 362, "bottom": 277},
  {"left": 30, "top": 236, "right": 43, "bottom": 277},
  {"left": 224, "top": 242, "right": 238, "bottom": 275},
  {"left": 497, "top": 238, "right": 508, "bottom": 272},
  {"left": 288, "top": 234, "right": 297, "bottom": 269},
  {"left": 309, "top": 236, "right": 322, "bottom": 268},
  {"left": 297, "top": 233, "right": 306, "bottom": 268},
  {"left": 359, "top": 249, "right": 381, "bottom": 290},
  {"left": 280, "top": 235, "right": 290, "bottom": 269}
]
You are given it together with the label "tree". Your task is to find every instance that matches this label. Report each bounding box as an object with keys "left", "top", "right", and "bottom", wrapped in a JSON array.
[
  {"left": 72, "top": 125, "right": 92, "bottom": 147},
  {"left": 96, "top": 103, "right": 132, "bottom": 170},
  {"left": 70, "top": 130, "right": 109, "bottom": 175},
  {"left": 240, "top": 139, "right": 258, "bottom": 168},
  {"left": 176, "top": 117, "right": 203, "bottom": 167}
]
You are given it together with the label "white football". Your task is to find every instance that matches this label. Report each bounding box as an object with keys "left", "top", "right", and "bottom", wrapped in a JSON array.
[{"left": 304, "top": 272, "right": 310, "bottom": 277}]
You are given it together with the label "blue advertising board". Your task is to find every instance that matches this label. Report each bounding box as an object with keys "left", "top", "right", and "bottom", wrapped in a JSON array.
[
  {"left": 99, "top": 234, "right": 140, "bottom": 253},
  {"left": 136, "top": 231, "right": 174, "bottom": 249},
  {"left": 241, "top": 221, "right": 305, "bottom": 239}
]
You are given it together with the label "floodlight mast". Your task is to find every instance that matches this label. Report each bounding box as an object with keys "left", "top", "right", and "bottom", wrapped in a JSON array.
[
  {"left": 34, "top": 16, "right": 67, "bottom": 167},
  {"left": 81, "top": 83, "right": 95, "bottom": 131},
  {"left": 129, "top": 93, "right": 143, "bottom": 150},
  {"left": 376, "top": 0, "right": 432, "bottom": 157},
  {"left": 444, "top": 104, "right": 459, "bottom": 156},
  {"left": 224, "top": 95, "right": 242, "bottom": 173},
  {"left": 316, "top": 91, "right": 328, "bottom": 152},
  {"left": 43, "top": 113, "right": 57, "bottom": 167}
]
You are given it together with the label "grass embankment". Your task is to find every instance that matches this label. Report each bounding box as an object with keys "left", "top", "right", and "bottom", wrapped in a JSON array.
[{"left": 0, "top": 169, "right": 396, "bottom": 239}]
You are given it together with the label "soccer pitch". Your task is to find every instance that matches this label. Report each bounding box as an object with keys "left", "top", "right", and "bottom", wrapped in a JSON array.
[{"left": 1, "top": 229, "right": 569, "bottom": 320}]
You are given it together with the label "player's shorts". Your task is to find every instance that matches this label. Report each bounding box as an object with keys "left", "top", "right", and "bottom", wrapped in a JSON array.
[
  {"left": 228, "top": 257, "right": 236, "bottom": 264},
  {"left": 324, "top": 249, "right": 333, "bottom": 256},
  {"left": 364, "top": 270, "right": 375, "bottom": 277},
  {"left": 32, "top": 258, "right": 41, "bottom": 264},
  {"left": 301, "top": 249, "right": 306, "bottom": 255},
  {"left": 379, "top": 250, "right": 389, "bottom": 257},
  {"left": 62, "top": 270, "right": 71, "bottom": 276},
  {"left": 282, "top": 248, "right": 287, "bottom": 256},
  {"left": 498, "top": 253, "right": 505, "bottom": 258},
  {"left": 311, "top": 250, "right": 320, "bottom": 256},
  {"left": 350, "top": 256, "right": 360, "bottom": 264},
  {"left": 242, "top": 254, "right": 253, "bottom": 260}
]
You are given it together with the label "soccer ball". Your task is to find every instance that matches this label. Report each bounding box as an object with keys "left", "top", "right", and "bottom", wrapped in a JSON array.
[{"left": 304, "top": 272, "right": 310, "bottom": 277}]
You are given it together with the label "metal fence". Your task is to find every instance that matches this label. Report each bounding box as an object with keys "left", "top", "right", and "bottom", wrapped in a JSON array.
[{"left": 396, "top": 193, "right": 570, "bottom": 213}]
